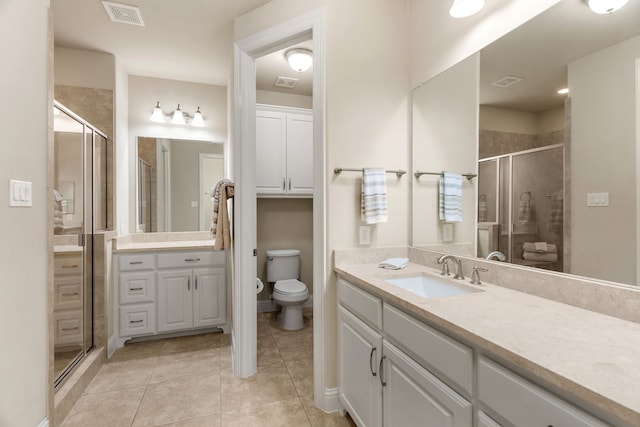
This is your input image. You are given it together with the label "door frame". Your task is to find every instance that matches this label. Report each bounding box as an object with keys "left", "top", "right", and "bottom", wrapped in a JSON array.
[
  {"left": 233, "top": 8, "right": 330, "bottom": 411},
  {"left": 199, "top": 152, "right": 224, "bottom": 231}
]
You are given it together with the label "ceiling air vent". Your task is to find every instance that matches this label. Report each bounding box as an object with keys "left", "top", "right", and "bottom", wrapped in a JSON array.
[
  {"left": 274, "top": 76, "right": 299, "bottom": 89},
  {"left": 491, "top": 75, "right": 523, "bottom": 88},
  {"left": 102, "top": 1, "right": 145, "bottom": 27}
]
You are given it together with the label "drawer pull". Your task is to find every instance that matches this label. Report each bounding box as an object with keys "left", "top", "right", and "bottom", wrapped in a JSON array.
[
  {"left": 369, "top": 347, "right": 377, "bottom": 376},
  {"left": 62, "top": 327, "right": 79, "bottom": 331},
  {"left": 62, "top": 265, "right": 79, "bottom": 269},
  {"left": 129, "top": 287, "right": 144, "bottom": 291},
  {"left": 62, "top": 292, "right": 79, "bottom": 296},
  {"left": 129, "top": 261, "right": 143, "bottom": 265},
  {"left": 185, "top": 258, "right": 201, "bottom": 262},
  {"left": 379, "top": 356, "right": 387, "bottom": 387},
  {"left": 130, "top": 320, "right": 144, "bottom": 324}
]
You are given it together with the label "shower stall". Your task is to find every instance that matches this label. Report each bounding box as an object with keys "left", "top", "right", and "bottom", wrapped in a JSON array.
[{"left": 478, "top": 144, "right": 564, "bottom": 272}]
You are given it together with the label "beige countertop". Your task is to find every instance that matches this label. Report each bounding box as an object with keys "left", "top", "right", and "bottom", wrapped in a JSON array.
[
  {"left": 113, "top": 239, "right": 217, "bottom": 253},
  {"left": 54, "top": 245, "right": 83, "bottom": 254},
  {"left": 335, "top": 262, "right": 640, "bottom": 426}
]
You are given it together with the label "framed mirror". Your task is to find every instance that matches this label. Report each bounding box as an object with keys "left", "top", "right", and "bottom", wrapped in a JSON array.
[
  {"left": 411, "top": 0, "right": 640, "bottom": 286},
  {"left": 136, "top": 137, "right": 224, "bottom": 233}
]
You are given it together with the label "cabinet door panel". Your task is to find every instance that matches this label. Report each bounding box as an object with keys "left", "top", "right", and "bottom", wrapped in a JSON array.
[
  {"left": 194, "top": 268, "right": 226, "bottom": 327},
  {"left": 256, "top": 111, "right": 287, "bottom": 195},
  {"left": 157, "top": 270, "right": 193, "bottom": 332},
  {"left": 286, "top": 113, "right": 314, "bottom": 195},
  {"left": 383, "top": 341, "right": 472, "bottom": 427},
  {"left": 338, "top": 306, "right": 383, "bottom": 427}
]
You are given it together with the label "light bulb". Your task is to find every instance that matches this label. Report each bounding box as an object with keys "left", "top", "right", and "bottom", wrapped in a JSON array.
[
  {"left": 192, "top": 107, "right": 205, "bottom": 127},
  {"left": 449, "top": 0, "right": 485, "bottom": 18},
  {"left": 150, "top": 101, "right": 165, "bottom": 123},
  {"left": 171, "top": 104, "right": 185, "bottom": 125},
  {"left": 286, "top": 48, "right": 313, "bottom": 72}
]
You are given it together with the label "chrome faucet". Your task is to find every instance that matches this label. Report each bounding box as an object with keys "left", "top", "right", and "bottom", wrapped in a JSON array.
[
  {"left": 437, "top": 254, "right": 464, "bottom": 280},
  {"left": 485, "top": 251, "right": 506, "bottom": 261},
  {"left": 470, "top": 266, "right": 489, "bottom": 285}
]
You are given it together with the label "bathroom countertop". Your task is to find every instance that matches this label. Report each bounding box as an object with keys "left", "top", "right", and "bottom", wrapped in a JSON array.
[
  {"left": 335, "top": 262, "right": 640, "bottom": 426},
  {"left": 113, "top": 240, "right": 217, "bottom": 253},
  {"left": 54, "top": 245, "right": 83, "bottom": 254}
]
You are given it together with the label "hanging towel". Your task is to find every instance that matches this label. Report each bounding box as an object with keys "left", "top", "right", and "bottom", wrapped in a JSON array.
[
  {"left": 439, "top": 171, "right": 463, "bottom": 222},
  {"left": 210, "top": 179, "right": 235, "bottom": 250},
  {"left": 478, "top": 194, "right": 488, "bottom": 222},
  {"left": 361, "top": 168, "right": 388, "bottom": 224},
  {"left": 518, "top": 191, "right": 532, "bottom": 223},
  {"left": 547, "top": 190, "right": 563, "bottom": 232}
]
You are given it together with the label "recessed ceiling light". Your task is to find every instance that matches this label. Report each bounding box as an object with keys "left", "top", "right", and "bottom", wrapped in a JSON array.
[
  {"left": 557, "top": 88, "right": 569, "bottom": 95},
  {"left": 586, "top": 0, "right": 629, "bottom": 14}
]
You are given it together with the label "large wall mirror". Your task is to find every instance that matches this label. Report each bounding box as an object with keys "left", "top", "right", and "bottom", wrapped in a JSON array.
[
  {"left": 412, "top": 0, "right": 640, "bottom": 287},
  {"left": 136, "top": 137, "right": 223, "bottom": 233}
]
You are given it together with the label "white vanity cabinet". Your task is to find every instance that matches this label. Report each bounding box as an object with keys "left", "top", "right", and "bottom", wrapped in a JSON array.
[
  {"left": 113, "top": 249, "right": 227, "bottom": 350},
  {"left": 53, "top": 252, "right": 84, "bottom": 347},
  {"left": 478, "top": 357, "right": 611, "bottom": 427},
  {"left": 337, "top": 278, "right": 472, "bottom": 427},
  {"left": 256, "top": 104, "right": 313, "bottom": 197}
]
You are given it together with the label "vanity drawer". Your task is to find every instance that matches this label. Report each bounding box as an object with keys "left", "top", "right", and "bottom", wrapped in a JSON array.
[
  {"left": 54, "top": 310, "right": 83, "bottom": 346},
  {"left": 156, "top": 251, "right": 224, "bottom": 269},
  {"left": 119, "top": 271, "right": 155, "bottom": 304},
  {"left": 54, "top": 253, "right": 82, "bottom": 276},
  {"left": 478, "top": 357, "right": 611, "bottom": 427},
  {"left": 383, "top": 303, "right": 473, "bottom": 395},
  {"left": 337, "top": 278, "right": 382, "bottom": 329},
  {"left": 119, "top": 304, "right": 156, "bottom": 337},
  {"left": 119, "top": 253, "right": 155, "bottom": 271},
  {"left": 54, "top": 276, "right": 83, "bottom": 311}
]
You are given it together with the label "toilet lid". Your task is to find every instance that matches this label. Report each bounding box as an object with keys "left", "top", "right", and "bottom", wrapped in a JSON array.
[{"left": 274, "top": 279, "right": 306, "bottom": 293}]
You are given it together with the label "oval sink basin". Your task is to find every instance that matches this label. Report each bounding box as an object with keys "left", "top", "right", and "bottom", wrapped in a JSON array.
[{"left": 386, "top": 275, "right": 478, "bottom": 299}]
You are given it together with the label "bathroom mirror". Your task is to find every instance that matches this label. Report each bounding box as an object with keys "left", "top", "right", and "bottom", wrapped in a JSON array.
[
  {"left": 411, "top": 0, "right": 640, "bottom": 286},
  {"left": 136, "top": 137, "right": 224, "bottom": 233}
]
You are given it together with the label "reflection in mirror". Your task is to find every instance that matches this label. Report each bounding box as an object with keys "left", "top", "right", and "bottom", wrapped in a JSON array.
[
  {"left": 136, "top": 137, "right": 223, "bottom": 232},
  {"left": 412, "top": 0, "right": 640, "bottom": 286}
]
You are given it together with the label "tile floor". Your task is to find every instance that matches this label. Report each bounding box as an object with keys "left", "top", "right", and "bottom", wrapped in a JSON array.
[{"left": 60, "top": 310, "right": 356, "bottom": 427}]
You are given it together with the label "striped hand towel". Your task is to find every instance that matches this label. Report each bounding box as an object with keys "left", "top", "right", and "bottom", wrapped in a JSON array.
[
  {"left": 361, "top": 168, "right": 388, "bottom": 224},
  {"left": 439, "top": 171, "right": 462, "bottom": 222}
]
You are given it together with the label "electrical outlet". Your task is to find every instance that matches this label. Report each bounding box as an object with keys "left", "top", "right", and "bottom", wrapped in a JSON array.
[
  {"left": 359, "top": 225, "right": 371, "bottom": 245},
  {"left": 442, "top": 223, "right": 453, "bottom": 242}
]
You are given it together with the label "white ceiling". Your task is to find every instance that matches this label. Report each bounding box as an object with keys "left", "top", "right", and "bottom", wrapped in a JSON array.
[
  {"left": 480, "top": 0, "right": 640, "bottom": 112},
  {"left": 256, "top": 40, "right": 313, "bottom": 97},
  {"left": 52, "top": 0, "right": 275, "bottom": 86}
]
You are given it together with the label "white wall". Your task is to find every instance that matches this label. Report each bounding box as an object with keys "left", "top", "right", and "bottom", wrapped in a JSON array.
[
  {"left": 257, "top": 90, "right": 312, "bottom": 109},
  {"left": 54, "top": 46, "right": 115, "bottom": 90},
  {"left": 409, "top": 0, "right": 561, "bottom": 87},
  {"left": 412, "top": 54, "right": 479, "bottom": 248},
  {"left": 0, "top": 1, "right": 50, "bottom": 426},
  {"left": 569, "top": 35, "right": 640, "bottom": 284},
  {"left": 480, "top": 105, "right": 564, "bottom": 135}
]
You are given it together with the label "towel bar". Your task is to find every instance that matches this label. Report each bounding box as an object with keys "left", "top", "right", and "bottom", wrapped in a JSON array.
[
  {"left": 414, "top": 171, "right": 477, "bottom": 181},
  {"left": 334, "top": 167, "right": 406, "bottom": 178}
]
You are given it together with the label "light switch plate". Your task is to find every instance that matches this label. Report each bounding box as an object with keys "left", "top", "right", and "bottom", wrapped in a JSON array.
[
  {"left": 9, "top": 179, "right": 32, "bottom": 207},
  {"left": 191, "top": 201, "right": 198, "bottom": 208},
  {"left": 587, "top": 192, "right": 609, "bottom": 207}
]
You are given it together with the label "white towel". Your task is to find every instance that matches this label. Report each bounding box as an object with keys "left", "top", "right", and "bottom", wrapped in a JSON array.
[
  {"left": 534, "top": 242, "right": 548, "bottom": 252},
  {"left": 439, "top": 172, "right": 462, "bottom": 222},
  {"left": 378, "top": 258, "right": 409, "bottom": 270},
  {"left": 361, "top": 168, "right": 388, "bottom": 224}
]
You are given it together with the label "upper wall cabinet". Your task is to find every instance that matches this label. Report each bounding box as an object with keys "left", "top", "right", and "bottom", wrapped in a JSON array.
[{"left": 256, "top": 104, "right": 313, "bottom": 197}]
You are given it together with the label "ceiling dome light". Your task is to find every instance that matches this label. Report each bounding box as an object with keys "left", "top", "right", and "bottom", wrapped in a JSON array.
[
  {"left": 449, "top": 0, "right": 485, "bottom": 18},
  {"left": 586, "top": 0, "right": 629, "bottom": 14},
  {"left": 171, "top": 104, "right": 185, "bottom": 125},
  {"left": 285, "top": 48, "right": 313, "bottom": 72},
  {"left": 150, "top": 101, "right": 165, "bottom": 123},
  {"left": 192, "top": 106, "right": 205, "bottom": 127}
]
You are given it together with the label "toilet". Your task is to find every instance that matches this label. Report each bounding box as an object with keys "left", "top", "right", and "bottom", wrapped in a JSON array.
[{"left": 266, "top": 249, "right": 309, "bottom": 331}]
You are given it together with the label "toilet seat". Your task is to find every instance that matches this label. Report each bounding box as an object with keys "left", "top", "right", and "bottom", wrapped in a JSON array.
[{"left": 273, "top": 279, "right": 309, "bottom": 301}]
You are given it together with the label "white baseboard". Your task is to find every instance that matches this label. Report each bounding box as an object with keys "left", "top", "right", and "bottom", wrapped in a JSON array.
[
  {"left": 321, "top": 387, "right": 340, "bottom": 413},
  {"left": 257, "top": 295, "right": 314, "bottom": 313},
  {"left": 107, "top": 334, "right": 116, "bottom": 358},
  {"left": 37, "top": 418, "right": 49, "bottom": 427}
]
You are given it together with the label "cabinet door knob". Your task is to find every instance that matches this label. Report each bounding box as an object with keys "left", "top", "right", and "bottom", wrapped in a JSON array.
[{"left": 369, "top": 347, "right": 377, "bottom": 377}]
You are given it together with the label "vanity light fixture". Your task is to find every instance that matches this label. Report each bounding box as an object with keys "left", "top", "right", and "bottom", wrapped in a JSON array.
[
  {"left": 171, "top": 104, "right": 185, "bottom": 125},
  {"left": 449, "top": 0, "right": 485, "bottom": 18},
  {"left": 557, "top": 88, "right": 569, "bottom": 95},
  {"left": 192, "top": 107, "right": 205, "bottom": 127},
  {"left": 285, "top": 48, "right": 313, "bottom": 72},
  {"left": 150, "top": 101, "right": 165, "bottom": 123},
  {"left": 586, "top": 0, "right": 629, "bottom": 14}
]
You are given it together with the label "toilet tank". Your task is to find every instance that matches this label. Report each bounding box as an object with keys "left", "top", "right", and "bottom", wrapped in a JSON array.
[{"left": 266, "top": 249, "right": 300, "bottom": 282}]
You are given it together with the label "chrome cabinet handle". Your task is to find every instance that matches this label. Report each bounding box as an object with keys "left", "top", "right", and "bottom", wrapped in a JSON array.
[
  {"left": 288, "top": 178, "right": 291, "bottom": 190},
  {"left": 130, "top": 320, "right": 143, "bottom": 324},
  {"left": 62, "top": 292, "right": 79, "bottom": 296},
  {"left": 129, "top": 261, "right": 143, "bottom": 265},
  {"left": 129, "top": 287, "right": 143, "bottom": 291},
  {"left": 369, "top": 347, "right": 377, "bottom": 376},
  {"left": 62, "top": 327, "right": 79, "bottom": 331},
  {"left": 282, "top": 178, "right": 286, "bottom": 190},
  {"left": 187, "top": 277, "right": 191, "bottom": 291},
  {"left": 185, "top": 258, "right": 200, "bottom": 262},
  {"left": 62, "top": 265, "right": 79, "bottom": 269},
  {"left": 379, "top": 356, "right": 386, "bottom": 387}
]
